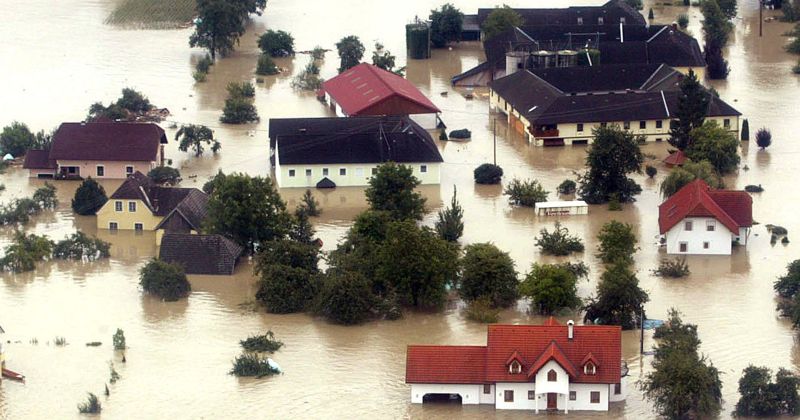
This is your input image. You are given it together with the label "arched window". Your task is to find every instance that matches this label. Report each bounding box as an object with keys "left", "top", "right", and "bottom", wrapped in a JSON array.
[
  {"left": 584, "top": 362, "right": 596, "bottom": 375},
  {"left": 547, "top": 369, "right": 557, "bottom": 382},
  {"left": 509, "top": 360, "right": 522, "bottom": 374}
]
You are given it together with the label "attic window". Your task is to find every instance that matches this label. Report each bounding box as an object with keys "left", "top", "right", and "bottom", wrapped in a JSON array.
[
  {"left": 547, "top": 369, "right": 557, "bottom": 382},
  {"left": 584, "top": 362, "right": 597, "bottom": 375},
  {"left": 577, "top": 17, "right": 583, "bottom": 25},
  {"left": 598, "top": 17, "right": 604, "bottom": 24},
  {"left": 509, "top": 360, "right": 522, "bottom": 374}
]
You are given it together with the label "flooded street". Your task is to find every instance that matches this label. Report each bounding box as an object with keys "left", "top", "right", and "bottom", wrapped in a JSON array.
[{"left": 1, "top": 0, "right": 800, "bottom": 418}]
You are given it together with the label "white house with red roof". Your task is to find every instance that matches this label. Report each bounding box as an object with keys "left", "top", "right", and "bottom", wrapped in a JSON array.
[
  {"left": 406, "top": 318, "right": 625, "bottom": 412},
  {"left": 658, "top": 179, "right": 753, "bottom": 255},
  {"left": 320, "top": 63, "right": 441, "bottom": 129}
]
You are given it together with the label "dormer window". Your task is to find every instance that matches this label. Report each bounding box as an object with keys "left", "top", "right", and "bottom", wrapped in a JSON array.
[
  {"left": 584, "top": 362, "right": 597, "bottom": 375},
  {"left": 547, "top": 369, "right": 557, "bottom": 382},
  {"left": 598, "top": 17, "right": 604, "bottom": 25},
  {"left": 509, "top": 360, "right": 522, "bottom": 374}
]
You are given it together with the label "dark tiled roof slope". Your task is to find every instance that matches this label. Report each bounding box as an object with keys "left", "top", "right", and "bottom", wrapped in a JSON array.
[
  {"left": 110, "top": 171, "right": 206, "bottom": 216},
  {"left": 49, "top": 122, "right": 167, "bottom": 162},
  {"left": 530, "top": 64, "right": 674, "bottom": 94},
  {"left": 155, "top": 189, "right": 209, "bottom": 230},
  {"left": 477, "top": 0, "right": 645, "bottom": 27},
  {"left": 159, "top": 233, "right": 243, "bottom": 275},
  {"left": 22, "top": 150, "right": 57, "bottom": 169},
  {"left": 488, "top": 70, "right": 563, "bottom": 121}
]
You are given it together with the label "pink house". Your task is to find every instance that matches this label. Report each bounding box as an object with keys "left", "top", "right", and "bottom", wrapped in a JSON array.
[{"left": 23, "top": 122, "right": 167, "bottom": 179}]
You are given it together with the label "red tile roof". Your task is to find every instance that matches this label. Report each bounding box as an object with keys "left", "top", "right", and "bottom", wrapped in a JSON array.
[
  {"left": 658, "top": 179, "right": 752, "bottom": 234},
  {"left": 322, "top": 63, "right": 440, "bottom": 116},
  {"left": 49, "top": 122, "right": 167, "bottom": 162},
  {"left": 405, "top": 321, "right": 621, "bottom": 385},
  {"left": 662, "top": 150, "right": 687, "bottom": 166}
]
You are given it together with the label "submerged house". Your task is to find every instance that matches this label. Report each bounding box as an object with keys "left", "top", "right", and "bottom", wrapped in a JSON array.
[
  {"left": 320, "top": 63, "right": 441, "bottom": 129},
  {"left": 159, "top": 233, "right": 243, "bottom": 275},
  {"left": 268, "top": 116, "right": 443, "bottom": 188},
  {"left": 658, "top": 179, "right": 753, "bottom": 255},
  {"left": 406, "top": 318, "right": 625, "bottom": 412},
  {"left": 96, "top": 172, "right": 208, "bottom": 241},
  {"left": 23, "top": 122, "right": 167, "bottom": 179},
  {"left": 488, "top": 64, "right": 740, "bottom": 146}
]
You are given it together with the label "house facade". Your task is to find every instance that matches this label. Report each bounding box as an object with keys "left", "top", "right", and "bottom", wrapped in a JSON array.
[
  {"left": 406, "top": 319, "right": 625, "bottom": 413},
  {"left": 22, "top": 122, "right": 167, "bottom": 179},
  {"left": 658, "top": 180, "right": 753, "bottom": 255}
]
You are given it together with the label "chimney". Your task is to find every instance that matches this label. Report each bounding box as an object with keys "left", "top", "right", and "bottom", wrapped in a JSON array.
[{"left": 567, "top": 320, "right": 575, "bottom": 340}]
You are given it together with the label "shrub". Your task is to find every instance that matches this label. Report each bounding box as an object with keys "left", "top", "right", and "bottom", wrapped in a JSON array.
[
  {"left": 756, "top": 127, "right": 772, "bottom": 149},
  {"left": 255, "top": 264, "right": 319, "bottom": 313},
  {"left": 230, "top": 353, "right": 279, "bottom": 378},
  {"left": 449, "top": 128, "right": 471, "bottom": 139},
  {"left": 646, "top": 165, "right": 657, "bottom": 178},
  {"left": 596, "top": 221, "right": 638, "bottom": 266},
  {"left": 148, "top": 166, "right": 181, "bottom": 185},
  {"left": 53, "top": 232, "right": 111, "bottom": 260},
  {"left": 503, "top": 178, "right": 548, "bottom": 207},
  {"left": 220, "top": 96, "right": 259, "bottom": 124},
  {"left": 677, "top": 13, "right": 689, "bottom": 29},
  {"left": 311, "top": 46, "right": 326, "bottom": 60},
  {"left": 767, "top": 224, "right": 789, "bottom": 236},
  {"left": 196, "top": 54, "right": 213, "bottom": 73},
  {"left": 72, "top": 178, "right": 108, "bottom": 215},
  {"left": 113, "top": 329, "right": 126, "bottom": 350},
  {"left": 33, "top": 183, "right": 58, "bottom": 209},
  {"left": 109, "top": 361, "right": 120, "bottom": 383},
  {"left": 192, "top": 71, "right": 207, "bottom": 82},
  {"left": 291, "top": 60, "right": 324, "bottom": 91},
  {"left": 0, "top": 198, "right": 42, "bottom": 226},
  {"left": 654, "top": 258, "right": 690, "bottom": 278},
  {"left": 741, "top": 118, "right": 750, "bottom": 141},
  {"left": 315, "top": 270, "right": 376, "bottom": 325},
  {"left": 240, "top": 331, "right": 283, "bottom": 353},
  {"left": 258, "top": 29, "right": 295, "bottom": 57},
  {"left": 435, "top": 187, "right": 464, "bottom": 242},
  {"left": 256, "top": 54, "right": 279, "bottom": 76},
  {"left": 474, "top": 163, "right": 503, "bottom": 184},
  {"left": 535, "top": 222, "right": 585, "bottom": 256},
  {"left": 464, "top": 297, "right": 500, "bottom": 323},
  {"left": 226, "top": 81, "right": 255, "bottom": 98},
  {"left": 0, "top": 232, "right": 54, "bottom": 273},
  {"left": 607, "top": 194, "right": 622, "bottom": 211},
  {"left": 735, "top": 366, "right": 800, "bottom": 417},
  {"left": 299, "top": 189, "right": 321, "bottom": 216},
  {"left": 459, "top": 243, "right": 518, "bottom": 308},
  {"left": 744, "top": 184, "right": 764, "bottom": 193},
  {"left": 77, "top": 393, "right": 101, "bottom": 414},
  {"left": 557, "top": 179, "right": 576, "bottom": 194},
  {"left": 139, "top": 259, "right": 191, "bottom": 301}
]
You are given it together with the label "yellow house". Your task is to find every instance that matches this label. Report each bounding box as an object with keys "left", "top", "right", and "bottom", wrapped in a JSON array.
[{"left": 97, "top": 172, "right": 208, "bottom": 245}]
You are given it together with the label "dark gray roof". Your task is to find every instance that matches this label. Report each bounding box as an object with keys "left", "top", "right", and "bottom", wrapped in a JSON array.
[
  {"left": 22, "top": 150, "right": 57, "bottom": 169},
  {"left": 49, "top": 122, "right": 167, "bottom": 162},
  {"left": 529, "top": 64, "right": 680, "bottom": 94},
  {"left": 488, "top": 70, "right": 563, "bottom": 121},
  {"left": 476, "top": 1, "right": 646, "bottom": 27},
  {"left": 159, "top": 234, "right": 243, "bottom": 275},
  {"left": 110, "top": 172, "right": 207, "bottom": 217},
  {"left": 154, "top": 190, "right": 209, "bottom": 231},
  {"left": 316, "top": 177, "right": 336, "bottom": 189},
  {"left": 269, "top": 116, "right": 443, "bottom": 166}
]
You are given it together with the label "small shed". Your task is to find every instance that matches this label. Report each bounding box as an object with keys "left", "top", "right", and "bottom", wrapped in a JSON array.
[
  {"left": 663, "top": 150, "right": 687, "bottom": 167},
  {"left": 535, "top": 200, "right": 589, "bottom": 216}
]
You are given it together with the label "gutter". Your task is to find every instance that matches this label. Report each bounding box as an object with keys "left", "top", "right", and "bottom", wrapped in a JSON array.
[{"left": 660, "top": 90, "right": 670, "bottom": 117}]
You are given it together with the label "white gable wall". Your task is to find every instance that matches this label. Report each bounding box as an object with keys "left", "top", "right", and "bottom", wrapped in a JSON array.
[
  {"left": 665, "top": 216, "right": 734, "bottom": 255},
  {"left": 533, "top": 360, "right": 569, "bottom": 394}
]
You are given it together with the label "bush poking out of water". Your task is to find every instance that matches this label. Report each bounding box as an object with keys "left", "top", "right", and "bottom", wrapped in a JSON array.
[
  {"left": 113, "top": 329, "right": 126, "bottom": 350},
  {"left": 139, "top": 259, "right": 191, "bottom": 301},
  {"left": 77, "top": 392, "right": 101, "bottom": 414},
  {"left": 745, "top": 184, "right": 764, "bottom": 193},
  {"left": 109, "top": 361, "right": 120, "bottom": 384},
  {"left": 557, "top": 179, "right": 577, "bottom": 194},
  {"left": 256, "top": 54, "right": 279, "bottom": 76},
  {"left": 503, "top": 178, "right": 548, "bottom": 207},
  {"left": 72, "top": 178, "right": 108, "bottom": 216},
  {"left": 33, "top": 183, "right": 58, "bottom": 209},
  {"left": 756, "top": 127, "right": 772, "bottom": 150},
  {"left": 464, "top": 298, "right": 500, "bottom": 323},
  {"left": 0, "top": 232, "right": 54, "bottom": 273},
  {"left": 53, "top": 232, "right": 111, "bottom": 261},
  {"left": 240, "top": 331, "right": 284, "bottom": 353},
  {"left": 193, "top": 71, "right": 207, "bottom": 82},
  {"left": 230, "top": 353, "right": 280, "bottom": 378},
  {"left": 608, "top": 194, "right": 622, "bottom": 211},
  {"left": 654, "top": 258, "right": 691, "bottom": 278},
  {"left": 677, "top": 13, "right": 689, "bottom": 29},
  {"left": 646, "top": 165, "right": 658, "bottom": 178},
  {"left": 449, "top": 129, "right": 471, "bottom": 139},
  {"left": 767, "top": 225, "right": 789, "bottom": 236},
  {"left": 474, "top": 163, "right": 503, "bottom": 184},
  {"left": 291, "top": 60, "right": 324, "bottom": 91},
  {"left": 535, "top": 222, "right": 585, "bottom": 256},
  {"left": 196, "top": 54, "right": 213, "bottom": 73},
  {"left": 148, "top": 166, "right": 182, "bottom": 185},
  {"left": 226, "top": 82, "right": 255, "bottom": 98},
  {"left": 54, "top": 336, "right": 67, "bottom": 346},
  {"left": 311, "top": 46, "right": 326, "bottom": 60}
]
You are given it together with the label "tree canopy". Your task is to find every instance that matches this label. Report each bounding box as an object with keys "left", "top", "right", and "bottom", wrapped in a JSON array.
[
  {"left": 72, "top": 178, "right": 108, "bottom": 216},
  {"left": 481, "top": 5, "right": 523, "bottom": 39},
  {"left": 578, "top": 125, "right": 643, "bottom": 204},
  {"left": 139, "top": 259, "right": 191, "bottom": 301},
  {"left": 659, "top": 160, "right": 722, "bottom": 197},
  {"left": 0, "top": 121, "right": 35, "bottom": 157},
  {"left": 474, "top": 163, "right": 504, "bottom": 184},
  {"left": 190, "top": 0, "right": 267, "bottom": 59},
  {"left": 584, "top": 263, "right": 649, "bottom": 329},
  {"left": 429, "top": 3, "right": 464, "bottom": 48},
  {"left": 702, "top": 0, "right": 733, "bottom": 79},
  {"left": 519, "top": 263, "right": 583, "bottom": 315},
  {"left": 258, "top": 29, "right": 294, "bottom": 57},
  {"left": 336, "top": 35, "right": 365, "bottom": 73},
  {"left": 435, "top": 186, "right": 464, "bottom": 242},
  {"left": 365, "top": 162, "right": 426, "bottom": 220},
  {"left": 459, "top": 243, "right": 518, "bottom": 308},
  {"left": 503, "top": 178, "right": 548, "bottom": 207},
  {"left": 0, "top": 232, "right": 54, "bottom": 273},
  {"left": 148, "top": 166, "right": 182, "bottom": 186},
  {"left": 735, "top": 365, "right": 800, "bottom": 417},
  {"left": 88, "top": 88, "right": 154, "bottom": 121},
  {"left": 668, "top": 70, "right": 709, "bottom": 150},
  {"left": 315, "top": 269, "right": 376, "bottom": 325},
  {"left": 535, "top": 222, "right": 585, "bottom": 256},
  {"left": 686, "top": 121, "right": 740, "bottom": 174},
  {"left": 596, "top": 221, "right": 638, "bottom": 266},
  {"left": 175, "top": 124, "right": 221, "bottom": 156}
]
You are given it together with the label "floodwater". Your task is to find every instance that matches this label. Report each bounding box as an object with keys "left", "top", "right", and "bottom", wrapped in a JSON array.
[{"left": 1, "top": 0, "right": 799, "bottom": 418}]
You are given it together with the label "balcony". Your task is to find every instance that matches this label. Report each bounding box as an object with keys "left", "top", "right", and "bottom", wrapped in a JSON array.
[{"left": 531, "top": 127, "right": 560, "bottom": 138}]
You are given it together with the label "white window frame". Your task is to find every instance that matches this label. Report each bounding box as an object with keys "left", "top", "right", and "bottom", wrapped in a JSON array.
[
  {"left": 420, "top": 165, "right": 427, "bottom": 173},
  {"left": 128, "top": 201, "right": 136, "bottom": 212},
  {"left": 115, "top": 201, "right": 123, "bottom": 212}
]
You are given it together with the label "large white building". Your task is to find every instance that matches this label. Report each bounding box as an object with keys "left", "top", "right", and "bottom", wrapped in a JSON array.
[
  {"left": 658, "top": 179, "right": 753, "bottom": 255},
  {"left": 406, "top": 318, "right": 625, "bottom": 413}
]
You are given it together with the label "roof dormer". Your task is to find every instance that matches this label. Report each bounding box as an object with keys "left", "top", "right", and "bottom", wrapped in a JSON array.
[
  {"left": 506, "top": 351, "right": 524, "bottom": 374},
  {"left": 581, "top": 352, "right": 600, "bottom": 376}
]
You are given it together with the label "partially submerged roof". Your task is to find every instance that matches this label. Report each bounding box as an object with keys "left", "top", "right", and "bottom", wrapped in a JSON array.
[
  {"left": 22, "top": 149, "right": 57, "bottom": 169},
  {"left": 49, "top": 122, "right": 167, "bottom": 162},
  {"left": 663, "top": 150, "right": 687, "bottom": 166},
  {"left": 659, "top": 179, "right": 753, "bottom": 234},
  {"left": 154, "top": 190, "right": 209, "bottom": 231},
  {"left": 322, "top": 63, "right": 440, "bottom": 116},
  {"left": 159, "top": 233, "right": 243, "bottom": 275}
]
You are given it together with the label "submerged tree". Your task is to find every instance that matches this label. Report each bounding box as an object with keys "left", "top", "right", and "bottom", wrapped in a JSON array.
[
  {"left": 72, "top": 178, "right": 108, "bottom": 216},
  {"left": 473, "top": 163, "right": 503, "bottom": 184},
  {"left": 756, "top": 127, "right": 772, "bottom": 150},
  {"left": 668, "top": 70, "right": 709, "bottom": 150},
  {"left": 459, "top": 243, "right": 518, "bottom": 308},
  {"left": 535, "top": 222, "right": 585, "bottom": 256},
  {"left": 435, "top": 186, "right": 464, "bottom": 242},
  {"left": 0, "top": 232, "right": 54, "bottom": 273},
  {"left": 336, "top": 35, "right": 365, "bottom": 73},
  {"left": 503, "top": 178, "right": 548, "bottom": 207},
  {"left": 429, "top": 3, "right": 464, "bottom": 48},
  {"left": 578, "top": 125, "right": 643, "bottom": 204},
  {"left": 257, "top": 29, "right": 294, "bottom": 57},
  {"left": 148, "top": 166, "right": 182, "bottom": 186},
  {"left": 519, "top": 263, "right": 583, "bottom": 315},
  {"left": 481, "top": 5, "right": 523, "bottom": 39},
  {"left": 190, "top": 0, "right": 267, "bottom": 60},
  {"left": 686, "top": 121, "right": 740, "bottom": 174},
  {"left": 659, "top": 160, "right": 722, "bottom": 197},
  {"left": 584, "top": 263, "right": 649, "bottom": 329},
  {"left": 175, "top": 124, "right": 221, "bottom": 156},
  {"left": 702, "top": 0, "right": 733, "bottom": 79},
  {"left": 735, "top": 366, "right": 800, "bottom": 417},
  {"left": 0, "top": 121, "right": 36, "bottom": 157},
  {"left": 596, "top": 221, "right": 638, "bottom": 266},
  {"left": 365, "top": 163, "right": 426, "bottom": 221},
  {"left": 139, "top": 259, "right": 191, "bottom": 301}
]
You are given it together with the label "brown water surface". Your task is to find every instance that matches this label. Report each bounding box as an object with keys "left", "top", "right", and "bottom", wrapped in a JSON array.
[{"left": 1, "top": 0, "right": 800, "bottom": 418}]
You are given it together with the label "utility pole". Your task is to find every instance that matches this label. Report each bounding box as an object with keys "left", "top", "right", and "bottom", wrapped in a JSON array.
[
  {"left": 493, "top": 118, "right": 497, "bottom": 165},
  {"left": 760, "top": 0, "right": 763, "bottom": 37},
  {"left": 640, "top": 306, "right": 645, "bottom": 355}
]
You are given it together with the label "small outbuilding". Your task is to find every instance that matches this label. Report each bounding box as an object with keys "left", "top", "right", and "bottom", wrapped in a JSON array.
[
  {"left": 159, "top": 233, "right": 244, "bottom": 275},
  {"left": 662, "top": 150, "right": 687, "bottom": 167},
  {"left": 535, "top": 201, "right": 588, "bottom": 216}
]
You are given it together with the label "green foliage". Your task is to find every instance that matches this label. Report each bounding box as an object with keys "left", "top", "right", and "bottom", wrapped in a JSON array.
[
  {"left": 741, "top": 118, "right": 750, "bottom": 141},
  {"left": 435, "top": 186, "right": 464, "bottom": 242},
  {"left": 220, "top": 89, "right": 259, "bottom": 124},
  {"left": 311, "top": 46, "right": 326, "bottom": 60},
  {"left": 784, "top": 0, "right": 800, "bottom": 22},
  {"left": 147, "top": 166, "right": 182, "bottom": 185},
  {"left": 774, "top": 260, "right": 800, "bottom": 299},
  {"left": 139, "top": 259, "right": 191, "bottom": 301},
  {"left": 202, "top": 170, "right": 226, "bottom": 194},
  {"left": 175, "top": 124, "right": 220, "bottom": 156},
  {"left": 756, "top": 127, "right": 772, "bottom": 149},
  {"left": 226, "top": 81, "right": 255, "bottom": 98},
  {"left": 481, "top": 5, "right": 523, "bottom": 39},
  {"left": 365, "top": 162, "right": 426, "bottom": 220},
  {"left": 72, "top": 178, "right": 108, "bottom": 216},
  {"left": 659, "top": 160, "right": 722, "bottom": 197},
  {"left": 642, "top": 309, "right": 723, "bottom": 419},
  {"left": 299, "top": 189, "right": 321, "bottom": 217},
  {"left": 0, "top": 121, "right": 35, "bottom": 157},
  {"left": 503, "top": 178, "right": 548, "bottom": 207},
  {"left": 474, "top": 163, "right": 503, "bottom": 184},
  {"left": 464, "top": 297, "right": 500, "bottom": 323},
  {"left": 648, "top": 8, "right": 654, "bottom": 19},
  {"left": 117, "top": 87, "right": 152, "bottom": 113},
  {"left": 193, "top": 71, "right": 207, "bottom": 82},
  {"left": 519, "top": 263, "right": 582, "bottom": 315},
  {"left": 584, "top": 263, "right": 649, "bottom": 329},
  {"left": 677, "top": 13, "right": 689, "bottom": 29},
  {"left": 290, "top": 206, "right": 315, "bottom": 244},
  {"left": 371, "top": 43, "right": 396, "bottom": 72},
  {"left": 596, "top": 221, "right": 638, "bottom": 266},
  {"left": 33, "top": 183, "right": 58, "bottom": 209},
  {"left": 702, "top": 0, "right": 733, "bottom": 79},
  {"left": 196, "top": 54, "right": 213, "bottom": 73},
  {"left": 256, "top": 53, "right": 279, "bottom": 75},
  {"left": 535, "top": 222, "right": 585, "bottom": 256},
  {"left": 429, "top": 3, "right": 464, "bottom": 48},
  {"left": 718, "top": 0, "right": 738, "bottom": 19},
  {"left": 105, "top": 0, "right": 196, "bottom": 28},
  {"left": 735, "top": 366, "right": 800, "bottom": 416},
  {"left": 206, "top": 173, "right": 291, "bottom": 253},
  {"left": 624, "top": 0, "right": 643, "bottom": 10},
  {"left": 258, "top": 29, "right": 295, "bottom": 57},
  {"left": 578, "top": 125, "right": 643, "bottom": 204},
  {"left": 230, "top": 353, "right": 279, "bottom": 377},
  {"left": 77, "top": 392, "right": 101, "bottom": 414},
  {"left": 686, "top": 121, "right": 740, "bottom": 174},
  {"left": 744, "top": 184, "right": 764, "bottom": 193},
  {"left": 53, "top": 232, "right": 111, "bottom": 260},
  {"left": 255, "top": 263, "right": 319, "bottom": 313},
  {"left": 557, "top": 179, "right": 576, "bottom": 194},
  {"left": 190, "top": 0, "right": 267, "bottom": 59},
  {"left": 669, "top": 70, "right": 709, "bottom": 150},
  {"left": 316, "top": 269, "right": 376, "bottom": 325},
  {"left": 790, "top": 37, "right": 800, "bottom": 54},
  {"left": 240, "top": 331, "right": 283, "bottom": 353},
  {"left": 336, "top": 35, "right": 365, "bottom": 73},
  {"left": 291, "top": 59, "right": 324, "bottom": 91},
  {"left": 88, "top": 88, "right": 153, "bottom": 120},
  {"left": 255, "top": 238, "right": 319, "bottom": 275},
  {"left": 0, "top": 232, "right": 54, "bottom": 273},
  {"left": 113, "top": 329, "right": 126, "bottom": 350},
  {"left": 654, "top": 258, "right": 691, "bottom": 278},
  {"left": 0, "top": 198, "right": 42, "bottom": 226},
  {"left": 459, "top": 243, "right": 518, "bottom": 307},
  {"left": 109, "top": 361, "right": 120, "bottom": 383},
  {"left": 645, "top": 165, "right": 657, "bottom": 178}
]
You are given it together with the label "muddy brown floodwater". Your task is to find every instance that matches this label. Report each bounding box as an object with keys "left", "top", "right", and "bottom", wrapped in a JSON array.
[{"left": 1, "top": 0, "right": 800, "bottom": 418}]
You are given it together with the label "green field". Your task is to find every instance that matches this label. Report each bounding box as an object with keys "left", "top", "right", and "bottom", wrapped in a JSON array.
[{"left": 105, "top": 0, "right": 196, "bottom": 29}]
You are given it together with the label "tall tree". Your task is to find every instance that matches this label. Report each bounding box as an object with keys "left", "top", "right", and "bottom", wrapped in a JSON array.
[
  {"left": 371, "top": 43, "right": 397, "bottom": 72},
  {"left": 459, "top": 243, "right": 518, "bottom": 308},
  {"left": 72, "top": 178, "right": 108, "bottom": 216},
  {"left": 175, "top": 124, "right": 220, "bottom": 156},
  {"left": 336, "top": 35, "right": 365, "bottom": 73},
  {"left": 578, "top": 125, "right": 644, "bottom": 204},
  {"left": 668, "top": 70, "right": 709, "bottom": 150},
  {"left": 686, "top": 121, "right": 740, "bottom": 174},
  {"left": 365, "top": 162, "right": 426, "bottom": 220},
  {"left": 736, "top": 366, "right": 800, "bottom": 417},
  {"left": 702, "top": 0, "right": 732, "bottom": 79},
  {"left": 429, "top": 3, "right": 464, "bottom": 48},
  {"left": 596, "top": 221, "right": 638, "bottom": 266},
  {"left": 584, "top": 262, "right": 649, "bottom": 329},
  {"left": 0, "top": 121, "right": 35, "bottom": 157},
  {"left": 481, "top": 5, "right": 523, "bottom": 39},
  {"left": 205, "top": 173, "right": 292, "bottom": 253},
  {"left": 190, "top": 0, "right": 266, "bottom": 60},
  {"left": 519, "top": 263, "right": 582, "bottom": 315},
  {"left": 435, "top": 186, "right": 464, "bottom": 242}
]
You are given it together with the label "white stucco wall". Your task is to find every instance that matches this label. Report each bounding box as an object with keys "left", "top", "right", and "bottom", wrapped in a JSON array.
[
  {"left": 665, "top": 217, "right": 734, "bottom": 255},
  {"left": 569, "top": 383, "right": 610, "bottom": 411},
  {"left": 276, "top": 162, "right": 441, "bottom": 188},
  {"left": 533, "top": 361, "right": 569, "bottom": 394},
  {"left": 608, "top": 379, "right": 626, "bottom": 403},
  {"left": 479, "top": 384, "right": 495, "bottom": 405},
  {"left": 409, "top": 384, "right": 481, "bottom": 404},
  {"left": 494, "top": 382, "right": 537, "bottom": 410}
]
